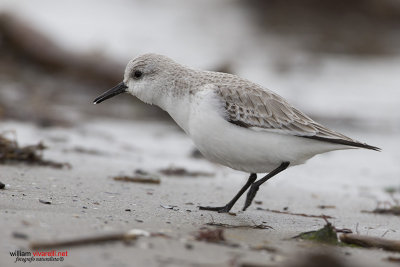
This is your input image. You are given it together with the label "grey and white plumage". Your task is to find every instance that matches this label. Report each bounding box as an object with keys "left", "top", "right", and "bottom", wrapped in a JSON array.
[
  {"left": 94, "top": 53, "right": 380, "bottom": 212},
  {"left": 217, "top": 80, "right": 377, "bottom": 149}
]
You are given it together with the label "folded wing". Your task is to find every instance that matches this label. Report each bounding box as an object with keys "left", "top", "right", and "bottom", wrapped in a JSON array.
[{"left": 216, "top": 84, "right": 380, "bottom": 151}]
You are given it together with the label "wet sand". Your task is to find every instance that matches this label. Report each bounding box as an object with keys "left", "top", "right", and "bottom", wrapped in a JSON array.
[{"left": 1, "top": 119, "right": 399, "bottom": 267}]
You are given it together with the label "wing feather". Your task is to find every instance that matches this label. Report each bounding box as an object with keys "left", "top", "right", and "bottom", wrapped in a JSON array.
[{"left": 215, "top": 83, "right": 380, "bottom": 151}]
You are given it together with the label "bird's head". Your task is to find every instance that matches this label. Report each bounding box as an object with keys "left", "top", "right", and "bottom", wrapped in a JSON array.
[{"left": 93, "top": 53, "right": 178, "bottom": 105}]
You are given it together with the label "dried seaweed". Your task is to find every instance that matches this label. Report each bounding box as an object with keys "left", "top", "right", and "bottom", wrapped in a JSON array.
[
  {"left": 159, "top": 167, "right": 214, "bottom": 177},
  {"left": 0, "top": 134, "right": 69, "bottom": 168},
  {"left": 362, "top": 199, "right": 400, "bottom": 216},
  {"left": 364, "top": 207, "right": 400, "bottom": 216},
  {"left": 194, "top": 228, "right": 240, "bottom": 248},
  {"left": 386, "top": 256, "right": 400, "bottom": 263},
  {"left": 113, "top": 176, "right": 160, "bottom": 184},
  {"left": 195, "top": 228, "right": 225, "bottom": 243}
]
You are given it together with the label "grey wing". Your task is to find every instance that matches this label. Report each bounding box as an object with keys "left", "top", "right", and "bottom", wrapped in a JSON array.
[{"left": 216, "top": 85, "right": 380, "bottom": 151}]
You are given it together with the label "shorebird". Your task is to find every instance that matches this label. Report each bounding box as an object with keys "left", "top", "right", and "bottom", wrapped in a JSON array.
[{"left": 94, "top": 54, "right": 380, "bottom": 213}]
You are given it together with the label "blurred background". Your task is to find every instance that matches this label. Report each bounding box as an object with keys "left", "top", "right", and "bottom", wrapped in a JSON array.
[{"left": 0, "top": 0, "right": 399, "bottom": 132}]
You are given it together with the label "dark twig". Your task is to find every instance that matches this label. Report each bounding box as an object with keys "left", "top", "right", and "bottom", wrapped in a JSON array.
[
  {"left": 30, "top": 232, "right": 139, "bottom": 249},
  {"left": 339, "top": 234, "right": 400, "bottom": 252},
  {"left": 256, "top": 207, "right": 334, "bottom": 219},
  {"left": 29, "top": 229, "right": 167, "bottom": 250},
  {"left": 205, "top": 221, "right": 273, "bottom": 230}
]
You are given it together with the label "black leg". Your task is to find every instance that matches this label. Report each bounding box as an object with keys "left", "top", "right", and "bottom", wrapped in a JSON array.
[
  {"left": 243, "top": 162, "right": 290, "bottom": 211},
  {"left": 199, "top": 173, "right": 257, "bottom": 213}
]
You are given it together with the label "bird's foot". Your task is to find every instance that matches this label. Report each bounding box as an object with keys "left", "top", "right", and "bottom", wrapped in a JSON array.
[
  {"left": 198, "top": 204, "right": 232, "bottom": 213},
  {"left": 243, "top": 184, "right": 259, "bottom": 211}
]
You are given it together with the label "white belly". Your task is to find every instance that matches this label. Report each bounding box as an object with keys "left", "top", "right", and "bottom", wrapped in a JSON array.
[{"left": 186, "top": 89, "right": 347, "bottom": 173}]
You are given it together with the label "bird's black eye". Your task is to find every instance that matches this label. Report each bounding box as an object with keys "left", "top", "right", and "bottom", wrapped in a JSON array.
[{"left": 133, "top": 70, "right": 142, "bottom": 79}]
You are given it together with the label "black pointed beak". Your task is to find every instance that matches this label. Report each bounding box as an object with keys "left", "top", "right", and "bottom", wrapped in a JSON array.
[{"left": 93, "top": 82, "right": 128, "bottom": 104}]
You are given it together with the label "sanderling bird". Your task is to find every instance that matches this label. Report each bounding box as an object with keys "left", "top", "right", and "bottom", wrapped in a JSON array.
[{"left": 94, "top": 54, "right": 380, "bottom": 213}]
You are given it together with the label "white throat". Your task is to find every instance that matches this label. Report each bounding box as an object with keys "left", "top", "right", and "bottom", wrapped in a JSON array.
[{"left": 158, "top": 93, "right": 191, "bottom": 135}]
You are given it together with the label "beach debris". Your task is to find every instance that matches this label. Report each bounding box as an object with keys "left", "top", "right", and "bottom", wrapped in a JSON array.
[
  {"left": 294, "top": 220, "right": 399, "bottom": 252},
  {"left": 283, "top": 252, "right": 348, "bottom": 267},
  {"left": 63, "top": 146, "right": 105, "bottom": 156},
  {"left": 160, "top": 204, "right": 179, "bottom": 211},
  {"left": 12, "top": 232, "right": 28, "bottom": 239},
  {"left": 317, "top": 205, "right": 336, "bottom": 209},
  {"left": 339, "top": 233, "right": 400, "bottom": 252},
  {"left": 334, "top": 228, "right": 353, "bottom": 234},
  {"left": 113, "top": 169, "right": 161, "bottom": 184},
  {"left": 362, "top": 201, "right": 400, "bottom": 216},
  {"left": 386, "top": 256, "right": 400, "bottom": 263},
  {"left": 159, "top": 167, "right": 214, "bottom": 177},
  {"left": 195, "top": 228, "right": 225, "bottom": 243},
  {"left": 256, "top": 207, "right": 334, "bottom": 219},
  {"left": 113, "top": 175, "right": 160, "bottom": 184},
  {"left": 30, "top": 229, "right": 152, "bottom": 249},
  {"left": 12, "top": 232, "right": 28, "bottom": 240},
  {"left": 294, "top": 223, "right": 340, "bottom": 245},
  {"left": 0, "top": 133, "right": 69, "bottom": 168},
  {"left": 185, "top": 243, "right": 194, "bottom": 250},
  {"left": 384, "top": 186, "right": 400, "bottom": 195},
  {"left": 249, "top": 244, "right": 278, "bottom": 253},
  {"left": 193, "top": 228, "right": 240, "bottom": 248},
  {"left": 206, "top": 221, "right": 273, "bottom": 230},
  {"left": 39, "top": 199, "right": 51, "bottom": 205},
  {"left": 0, "top": 182, "right": 5, "bottom": 189}
]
